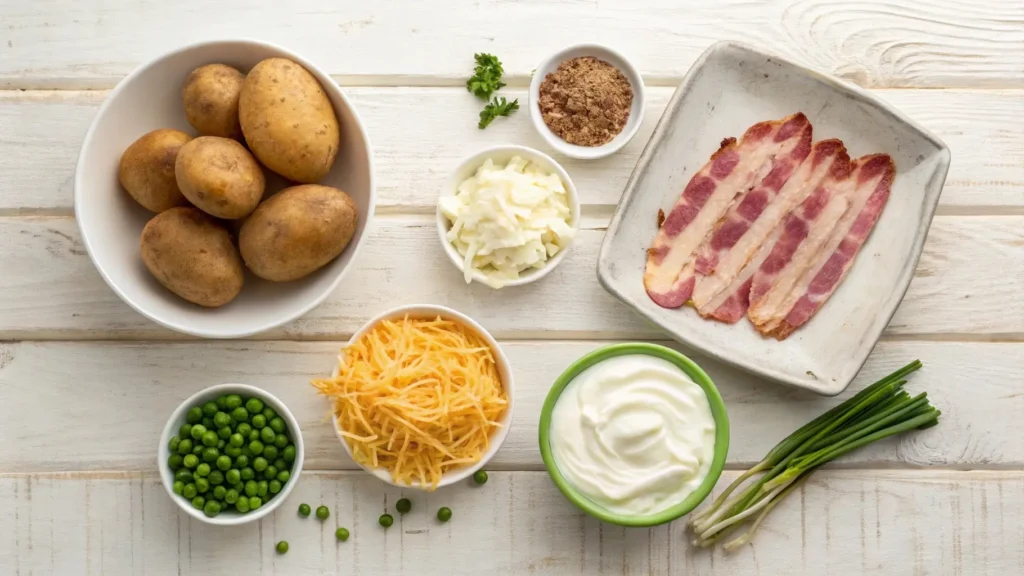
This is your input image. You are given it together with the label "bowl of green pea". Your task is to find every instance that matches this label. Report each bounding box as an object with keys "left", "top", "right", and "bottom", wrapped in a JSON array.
[{"left": 158, "top": 383, "right": 304, "bottom": 525}]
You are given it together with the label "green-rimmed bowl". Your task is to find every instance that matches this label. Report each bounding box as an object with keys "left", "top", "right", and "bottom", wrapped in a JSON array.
[{"left": 538, "top": 343, "right": 730, "bottom": 526}]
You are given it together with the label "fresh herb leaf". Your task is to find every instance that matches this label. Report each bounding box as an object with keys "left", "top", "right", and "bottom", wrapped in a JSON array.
[
  {"left": 467, "top": 53, "right": 506, "bottom": 100},
  {"left": 478, "top": 97, "right": 519, "bottom": 129}
]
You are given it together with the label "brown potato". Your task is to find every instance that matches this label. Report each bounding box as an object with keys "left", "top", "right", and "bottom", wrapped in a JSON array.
[
  {"left": 182, "top": 64, "right": 245, "bottom": 139},
  {"left": 175, "top": 136, "right": 265, "bottom": 219},
  {"left": 140, "top": 207, "right": 244, "bottom": 307},
  {"left": 239, "top": 184, "right": 357, "bottom": 281},
  {"left": 239, "top": 58, "right": 340, "bottom": 183},
  {"left": 118, "top": 129, "right": 192, "bottom": 212}
]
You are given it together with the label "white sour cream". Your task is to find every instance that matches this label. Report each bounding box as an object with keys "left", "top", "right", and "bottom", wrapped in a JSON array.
[{"left": 550, "top": 354, "right": 716, "bottom": 516}]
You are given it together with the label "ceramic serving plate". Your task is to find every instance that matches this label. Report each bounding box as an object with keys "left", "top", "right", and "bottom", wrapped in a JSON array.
[{"left": 597, "top": 41, "right": 950, "bottom": 396}]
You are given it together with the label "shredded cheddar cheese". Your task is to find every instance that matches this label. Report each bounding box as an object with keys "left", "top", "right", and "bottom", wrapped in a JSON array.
[{"left": 311, "top": 316, "right": 508, "bottom": 489}]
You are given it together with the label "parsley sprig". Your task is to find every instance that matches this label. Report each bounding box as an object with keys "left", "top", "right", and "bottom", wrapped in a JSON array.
[
  {"left": 466, "top": 53, "right": 518, "bottom": 129},
  {"left": 478, "top": 97, "right": 519, "bottom": 129}
]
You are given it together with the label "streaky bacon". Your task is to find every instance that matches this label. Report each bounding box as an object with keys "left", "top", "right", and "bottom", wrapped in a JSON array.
[
  {"left": 746, "top": 151, "right": 855, "bottom": 331},
  {"left": 644, "top": 113, "right": 810, "bottom": 308},
  {"left": 770, "top": 154, "right": 895, "bottom": 339}
]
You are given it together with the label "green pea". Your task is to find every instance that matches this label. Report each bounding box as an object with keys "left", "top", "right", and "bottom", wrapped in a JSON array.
[
  {"left": 473, "top": 470, "right": 488, "bottom": 485},
  {"left": 201, "top": 417, "right": 215, "bottom": 430},
  {"left": 283, "top": 445, "right": 296, "bottom": 463},
  {"left": 268, "top": 480, "right": 282, "bottom": 494},
  {"left": 217, "top": 426, "right": 232, "bottom": 440},
  {"left": 175, "top": 469, "right": 194, "bottom": 483},
  {"left": 252, "top": 414, "right": 267, "bottom": 429},
  {"left": 172, "top": 480, "right": 185, "bottom": 495},
  {"left": 437, "top": 507, "right": 452, "bottom": 522},
  {"left": 265, "top": 465, "right": 278, "bottom": 480},
  {"left": 231, "top": 407, "right": 249, "bottom": 422},
  {"left": 335, "top": 527, "right": 350, "bottom": 541},
  {"left": 215, "top": 455, "right": 231, "bottom": 471},
  {"left": 230, "top": 481, "right": 244, "bottom": 493},
  {"left": 262, "top": 407, "right": 277, "bottom": 421},
  {"left": 215, "top": 395, "right": 228, "bottom": 410},
  {"left": 267, "top": 417, "right": 285, "bottom": 434},
  {"left": 249, "top": 497, "right": 262, "bottom": 510},
  {"left": 235, "top": 497, "right": 250, "bottom": 513},
  {"left": 234, "top": 455, "right": 250, "bottom": 469},
  {"left": 203, "top": 401, "right": 219, "bottom": 417},
  {"left": 208, "top": 470, "right": 224, "bottom": 485},
  {"left": 248, "top": 430, "right": 259, "bottom": 442},
  {"left": 168, "top": 454, "right": 184, "bottom": 470},
  {"left": 274, "top": 458, "right": 287, "bottom": 471},
  {"left": 214, "top": 411, "right": 231, "bottom": 428},
  {"left": 226, "top": 469, "right": 241, "bottom": 484},
  {"left": 245, "top": 398, "right": 264, "bottom": 415},
  {"left": 275, "top": 541, "right": 288, "bottom": 554},
  {"left": 249, "top": 440, "right": 264, "bottom": 455},
  {"left": 396, "top": 498, "right": 411, "bottom": 514},
  {"left": 316, "top": 505, "right": 329, "bottom": 520},
  {"left": 183, "top": 483, "right": 197, "bottom": 499},
  {"left": 177, "top": 438, "right": 193, "bottom": 455},
  {"left": 216, "top": 439, "right": 226, "bottom": 450},
  {"left": 260, "top": 427, "right": 276, "bottom": 444},
  {"left": 195, "top": 463, "right": 211, "bottom": 477},
  {"left": 186, "top": 406, "right": 203, "bottom": 424},
  {"left": 225, "top": 394, "right": 243, "bottom": 410},
  {"left": 224, "top": 445, "right": 242, "bottom": 458},
  {"left": 168, "top": 435, "right": 180, "bottom": 452},
  {"left": 190, "top": 424, "right": 207, "bottom": 440},
  {"left": 274, "top": 434, "right": 289, "bottom": 449},
  {"left": 236, "top": 422, "right": 252, "bottom": 437},
  {"left": 201, "top": 430, "right": 218, "bottom": 447},
  {"left": 229, "top": 433, "right": 245, "bottom": 448},
  {"left": 213, "top": 485, "right": 226, "bottom": 500},
  {"left": 181, "top": 454, "right": 197, "bottom": 469},
  {"left": 192, "top": 444, "right": 205, "bottom": 456},
  {"left": 244, "top": 480, "right": 258, "bottom": 497},
  {"left": 276, "top": 470, "right": 290, "bottom": 484},
  {"left": 298, "top": 503, "right": 311, "bottom": 517},
  {"left": 195, "top": 477, "right": 210, "bottom": 494},
  {"left": 261, "top": 446, "right": 278, "bottom": 462},
  {"left": 256, "top": 481, "right": 268, "bottom": 497},
  {"left": 225, "top": 489, "right": 239, "bottom": 504},
  {"left": 204, "top": 500, "right": 221, "bottom": 518},
  {"left": 240, "top": 467, "right": 255, "bottom": 481},
  {"left": 202, "top": 447, "right": 220, "bottom": 463},
  {"left": 191, "top": 495, "right": 205, "bottom": 510},
  {"left": 379, "top": 514, "right": 394, "bottom": 528},
  {"left": 179, "top": 423, "right": 193, "bottom": 438},
  {"left": 253, "top": 457, "right": 268, "bottom": 472}
]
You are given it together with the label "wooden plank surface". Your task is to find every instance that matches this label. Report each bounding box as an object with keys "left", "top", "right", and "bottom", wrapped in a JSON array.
[
  {"left": 1, "top": 339, "right": 1020, "bottom": 472},
  {"left": 0, "top": 215, "right": 1020, "bottom": 340},
  {"left": 1, "top": 0, "right": 1023, "bottom": 89},
  {"left": 1, "top": 88, "right": 1022, "bottom": 213},
  {"left": 1, "top": 470, "right": 1022, "bottom": 575}
]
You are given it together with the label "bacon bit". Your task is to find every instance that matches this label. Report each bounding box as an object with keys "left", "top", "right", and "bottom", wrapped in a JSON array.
[{"left": 657, "top": 209, "right": 665, "bottom": 228}]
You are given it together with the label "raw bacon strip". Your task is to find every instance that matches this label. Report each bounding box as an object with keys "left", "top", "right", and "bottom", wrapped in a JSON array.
[
  {"left": 645, "top": 113, "right": 810, "bottom": 308},
  {"left": 771, "top": 155, "right": 895, "bottom": 339},
  {"left": 746, "top": 154, "right": 855, "bottom": 331},
  {"left": 697, "top": 140, "right": 850, "bottom": 322}
]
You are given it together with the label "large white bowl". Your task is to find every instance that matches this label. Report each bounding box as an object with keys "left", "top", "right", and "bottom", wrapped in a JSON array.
[
  {"left": 437, "top": 144, "right": 581, "bottom": 288},
  {"left": 327, "top": 304, "right": 515, "bottom": 489},
  {"left": 75, "top": 39, "right": 375, "bottom": 338},
  {"left": 157, "top": 383, "right": 305, "bottom": 526}
]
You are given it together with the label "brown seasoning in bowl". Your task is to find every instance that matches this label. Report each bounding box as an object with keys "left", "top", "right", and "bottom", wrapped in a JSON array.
[{"left": 538, "top": 57, "right": 634, "bottom": 147}]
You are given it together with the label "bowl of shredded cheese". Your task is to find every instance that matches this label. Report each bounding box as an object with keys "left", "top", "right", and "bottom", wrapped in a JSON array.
[
  {"left": 437, "top": 145, "right": 580, "bottom": 289},
  {"left": 311, "top": 304, "right": 514, "bottom": 489}
]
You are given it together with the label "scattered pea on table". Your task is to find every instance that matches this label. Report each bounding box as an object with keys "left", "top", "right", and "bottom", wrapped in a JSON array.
[
  {"left": 316, "top": 505, "right": 330, "bottom": 520},
  {"left": 473, "top": 470, "right": 488, "bottom": 485},
  {"left": 437, "top": 507, "right": 452, "bottom": 522},
  {"left": 298, "top": 503, "right": 311, "bottom": 517},
  {"left": 396, "top": 498, "right": 411, "bottom": 514},
  {"left": 275, "top": 541, "right": 289, "bottom": 554},
  {"left": 335, "top": 527, "right": 350, "bottom": 541},
  {"left": 379, "top": 513, "right": 394, "bottom": 528}
]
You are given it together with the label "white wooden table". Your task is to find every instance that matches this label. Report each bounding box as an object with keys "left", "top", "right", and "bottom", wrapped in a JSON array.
[{"left": 1, "top": 1, "right": 1023, "bottom": 574}]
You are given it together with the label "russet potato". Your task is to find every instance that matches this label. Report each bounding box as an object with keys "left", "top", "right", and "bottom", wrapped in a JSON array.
[
  {"left": 175, "top": 136, "right": 265, "bottom": 219},
  {"left": 118, "top": 129, "right": 192, "bottom": 213},
  {"left": 182, "top": 64, "right": 245, "bottom": 139}
]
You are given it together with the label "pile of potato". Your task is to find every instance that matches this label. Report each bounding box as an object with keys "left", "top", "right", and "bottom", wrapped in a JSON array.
[{"left": 119, "top": 58, "right": 359, "bottom": 308}]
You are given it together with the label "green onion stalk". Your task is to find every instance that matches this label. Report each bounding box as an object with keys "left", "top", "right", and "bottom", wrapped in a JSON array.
[{"left": 688, "top": 360, "right": 940, "bottom": 550}]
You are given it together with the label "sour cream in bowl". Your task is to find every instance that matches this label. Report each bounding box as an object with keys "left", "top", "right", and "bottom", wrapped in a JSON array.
[
  {"left": 437, "top": 145, "right": 580, "bottom": 289},
  {"left": 539, "top": 343, "right": 729, "bottom": 526}
]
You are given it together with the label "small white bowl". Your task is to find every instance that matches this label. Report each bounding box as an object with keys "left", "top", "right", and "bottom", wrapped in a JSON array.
[
  {"left": 75, "top": 39, "right": 376, "bottom": 338},
  {"left": 158, "top": 383, "right": 305, "bottom": 525},
  {"left": 529, "top": 44, "right": 646, "bottom": 160},
  {"left": 436, "top": 144, "right": 581, "bottom": 288},
  {"left": 327, "top": 304, "right": 515, "bottom": 489}
]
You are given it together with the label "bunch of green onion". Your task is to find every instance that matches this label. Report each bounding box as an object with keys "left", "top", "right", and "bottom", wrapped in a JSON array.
[{"left": 689, "top": 360, "right": 940, "bottom": 550}]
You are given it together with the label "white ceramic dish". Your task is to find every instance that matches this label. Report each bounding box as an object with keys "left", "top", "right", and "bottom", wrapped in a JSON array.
[
  {"left": 158, "top": 383, "right": 304, "bottom": 525},
  {"left": 598, "top": 41, "right": 951, "bottom": 396},
  {"left": 327, "top": 304, "right": 515, "bottom": 489},
  {"left": 529, "top": 44, "right": 645, "bottom": 160},
  {"left": 437, "top": 144, "right": 581, "bottom": 288},
  {"left": 75, "top": 39, "right": 375, "bottom": 338}
]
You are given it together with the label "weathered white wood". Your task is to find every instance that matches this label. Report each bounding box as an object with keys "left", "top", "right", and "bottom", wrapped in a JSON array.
[
  {"left": 1, "top": 339, "right": 1020, "bottom": 472},
  {"left": 0, "top": 215, "right": 1019, "bottom": 340},
  {"left": 1, "top": 88, "right": 1022, "bottom": 213},
  {"left": 1, "top": 0, "right": 1022, "bottom": 89},
  {"left": 1, "top": 470, "right": 1022, "bottom": 575}
]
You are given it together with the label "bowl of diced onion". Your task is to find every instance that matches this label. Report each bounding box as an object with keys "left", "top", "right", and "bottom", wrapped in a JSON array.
[{"left": 436, "top": 144, "right": 580, "bottom": 289}]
